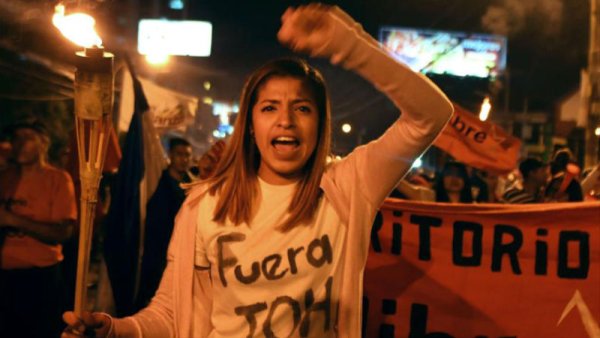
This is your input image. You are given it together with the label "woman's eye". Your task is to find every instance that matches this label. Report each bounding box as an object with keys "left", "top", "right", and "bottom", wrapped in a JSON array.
[
  {"left": 297, "top": 105, "right": 312, "bottom": 113},
  {"left": 261, "top": 105, "right": 276, "bottom": 112}
]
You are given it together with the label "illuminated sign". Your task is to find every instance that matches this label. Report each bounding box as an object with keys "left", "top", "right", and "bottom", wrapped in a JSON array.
[
  {"left": 138, "top": 19, "right": 212, "bottom": 57},
  {"left": 212, "top": 102, "right": 239, "bottom": 138},
  {"left": 379, "top": 27, "right": 507, "bottom": 78}
]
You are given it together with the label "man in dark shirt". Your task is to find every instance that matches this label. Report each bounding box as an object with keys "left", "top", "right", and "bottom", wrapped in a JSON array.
[
  {"left": 503, "top": 158, "right": 548, "bottom": 204},
  {"left": 135, "top": 137, "right": 193, "bottom": 309}
]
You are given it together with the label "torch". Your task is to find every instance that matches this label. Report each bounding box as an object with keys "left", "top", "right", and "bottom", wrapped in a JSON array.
[{"left": 53, "top": 4, "right": 114, "bottom": 317}]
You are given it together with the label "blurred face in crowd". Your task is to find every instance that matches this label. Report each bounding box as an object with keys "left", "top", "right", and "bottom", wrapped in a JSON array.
[
  {"left": 197, "top": 140, "right": 225, "bottom": 179},
  {"left": 11, "top": 127, "right": 47, "bottom": 166},
  {"left": 169, "top": 144, "right": 192, "bottom": 173},
  {"left": 0, "top": 141, "right": 11, "bottom": 167},
  {"left": 251, "top": 76, "right": 319, "bottom": 185},
  {"left": 443, "top": 168, "right": 465, "bottom": 194},
  {"left": 530, "top": 165, "right": 549, "bottom": 187}
]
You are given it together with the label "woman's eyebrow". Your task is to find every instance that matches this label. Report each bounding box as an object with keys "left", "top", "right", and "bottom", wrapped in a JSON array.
[
  {"left": 257, "top": 99, "right": 280, "bottom": 105},
  {"left": 291, "top": 98, "right": 315, "bottom": 104},
  {"left": 257, "top": 98, "right": 315, "bottom": 104}
]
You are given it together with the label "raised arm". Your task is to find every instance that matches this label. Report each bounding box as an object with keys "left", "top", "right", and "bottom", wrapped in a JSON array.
[{"left": 278, "top": 4, "right": 453, "bottom": 207}]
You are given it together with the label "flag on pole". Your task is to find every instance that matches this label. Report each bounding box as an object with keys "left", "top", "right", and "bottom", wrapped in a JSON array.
[
  {"left": 433, "top": 104, "right": 522, "bottom": 174},
  {"left": 103, "top": 63, "right": 167, "bottom": 316},
  {"left": 118, "top": 75, "right": 198, "bottom": 134}
]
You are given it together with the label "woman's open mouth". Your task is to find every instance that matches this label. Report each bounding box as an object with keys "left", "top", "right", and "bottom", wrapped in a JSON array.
[{"left": 271, "top": 136, "right": 300, "bottom": 155}]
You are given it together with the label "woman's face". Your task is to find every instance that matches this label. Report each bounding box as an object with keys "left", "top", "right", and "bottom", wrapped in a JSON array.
[
  {"left": 443, "top": 171, "right": 465, "bottom": 193},
  {"left": 251, "top": 76, "right": 319, "bottom": 185}
]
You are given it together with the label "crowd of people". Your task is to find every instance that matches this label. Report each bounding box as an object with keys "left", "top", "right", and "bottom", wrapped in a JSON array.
[
  {"left": 0, "top": 121, "right": 226, "bottom": 337},
  {"left": 0, "top": 3, "right": 598, "bottom": 338},
  {"left": 389, "top": 147, "right": 599, "bottom": 204}
]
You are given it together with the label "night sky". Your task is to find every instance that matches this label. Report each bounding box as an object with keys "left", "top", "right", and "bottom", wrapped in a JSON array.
[{"left": 0, "top": 0, "right": 591, "bottom": 149}]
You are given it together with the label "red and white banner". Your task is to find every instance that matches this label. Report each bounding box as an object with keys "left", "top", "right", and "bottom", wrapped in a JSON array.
[
  {"left": 364, "top": 199, "right": 600, "bottom": 338},
  {"left": 433, "top": 104, "right": 521, "bottom": 174}
]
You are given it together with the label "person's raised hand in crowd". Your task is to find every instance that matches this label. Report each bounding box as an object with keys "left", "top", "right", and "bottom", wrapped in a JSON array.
[
  {"left": 197, "top": 140, "right": 226, "bottom": 179},
  {"left": 62, "top": 311, "right": 112, "bottom": 338}
]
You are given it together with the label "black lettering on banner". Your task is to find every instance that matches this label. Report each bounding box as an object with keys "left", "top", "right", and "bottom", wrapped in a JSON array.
[
  {"left": 491, "top": 225, "right": 522, "bottom": 274},
  {"left": 306, "top": 235, "right": 333, "bottom": 268},
  {"left": 392, "top": 215, "right": 402, "bottom": 255},
  {"left": 363, "top": 297, "right": 523, "bottom": 337},
  {"left": 235, "top": 302, "right": 268, "bottom": 338},
  {"left": 217, "top": 232, "right": 246, "bottom": 287},
  {"left": 235, "top": 262, "right": 261, "bottom": 284},
  {"left": 263, "top": 296, "right": 301, "bottom": 338},
  {"left": 452, "top": 221, "right": 483, "bottom": 267},
  {"left": 410, "top": 215, "right": 443, "bottom": 261},
  {"left": 262, "top": 254, "right": 288, "bottom": 281},
  {"left": 473, "top": 131, "right": 486, "bottom": 143},
  {"left": 408, "top": 303, "right": 454, "bottom": 338},
  {"left": 450, "top": 114, "right": 487, "bottom": 144},
  {"left": 558, "top": 231, "right": 590, "bottom": 279},
  {"left": 362, "top": 296, "right": 369, "bottom": 338},
  {"left": 371, "top": 211, "right": 384, "bottom": 253},
  {"left": 391, "top": 210, "right": 403, "bottom": 255},
  {"left": 379, "top": 299, "right": 397, "bottom": 337},
  {"left": 287, "top": 246, "right": 304, "bottom": 274},
  {"left": 535, "top": 228, "right": 548, "bottom": 275},
  {"left": 300, "top": 276, "right": 332, "bottom": 337},
  {"left": 371, "top": 210, "right": 403, "bottom": 255}
]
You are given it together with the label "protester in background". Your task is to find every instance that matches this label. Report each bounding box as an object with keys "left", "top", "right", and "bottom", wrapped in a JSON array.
[
  {"left": 389, "top": 170, "right": 435, "bottom": 201},
  {"left": 434, "top": 161, "right": 473, "bottom": 203},
  {"left": 581, "top": 164, "right": 600, "bottom": 200},
  {"left": 407, "top": 168, "right": 434, "bottom": 189},
  {"left": 503, "top": 158, "right": 548, "bottom": 204},
  {"left": 473, "top": 170, "right": 503, "bottom": 203},
  {"left": 0, "top": 121, "right": 77, "bottom": 337},
  {"left": 135, "top": 137, "right": 194, "bottom": 310},
  {"left": 63, "top": 4, "right": 452, "bottom": 337},
  {"left": 389, "top": 179, "right": 435, "bottom": 201},
  {"left": 544, "top": 148, "right": 583, "bottom": 202},
  {"left": 469, "top": 168, "right": 490, "bottom": 203},
  {"left": 0, "top": 135, "right": 11, "bottom": 171},
  {"left": 195, "top": 140, "right": 226, "bottom": 180}
]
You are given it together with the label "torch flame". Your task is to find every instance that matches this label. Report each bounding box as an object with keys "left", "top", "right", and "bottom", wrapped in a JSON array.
[{"left": 53, "top": 4, "right": 102, "bottom": 48}]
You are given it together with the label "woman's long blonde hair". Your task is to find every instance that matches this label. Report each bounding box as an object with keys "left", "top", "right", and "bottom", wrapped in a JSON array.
[{"left": 206, "top": 58, "right": 331, "bottom": 231}]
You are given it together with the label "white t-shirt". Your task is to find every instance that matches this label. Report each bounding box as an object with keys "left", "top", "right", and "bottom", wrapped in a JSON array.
[{"left": 194, "top": 178, "right": 345, "bottom": 337}]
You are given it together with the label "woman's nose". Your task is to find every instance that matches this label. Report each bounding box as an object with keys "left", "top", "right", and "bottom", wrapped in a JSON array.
[{"left": 277, "top": 107, "right": 295, "bottom": 128}]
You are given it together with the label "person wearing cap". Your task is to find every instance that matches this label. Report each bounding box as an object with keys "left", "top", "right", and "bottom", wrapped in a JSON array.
[
  {"left": 0, "top": 121, "right": 77, "bottom": 337},
  {"left": 503, "top": 157, "right": 548, "bottom": 204},
  {"left": 544, "top": 148, "right": 583, "bottom": 202}
]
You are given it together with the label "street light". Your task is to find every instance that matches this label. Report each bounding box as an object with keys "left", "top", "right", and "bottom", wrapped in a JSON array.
[
  {"left": 412, "top": 157, "right": 423, "bottom": 168},
  {"left": 479, "top": 96, "right": 492, "bottom": 121},
  {"left": 145, "top": 53, "right": 170, "bottom": 66},
  {"left": 342, "top": 123, "right": 352, "bottom": 134}
]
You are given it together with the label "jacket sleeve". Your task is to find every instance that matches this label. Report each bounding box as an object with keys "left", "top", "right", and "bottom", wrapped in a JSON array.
[
  {"left": 108, "top": 259, "right": 175, "bottom": 338},
  {"left": 112, "top": 187, "right": 212, "bottom": 338},
  {"left": 129, "top": 258, "right": 176, "bottom": 337},
  {"left": 309, "top": 6, "right": 453, "bottom": 209}
]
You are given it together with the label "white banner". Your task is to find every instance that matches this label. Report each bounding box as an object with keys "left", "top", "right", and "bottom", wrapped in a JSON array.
[{"left": 119, "top": 71, "right": 198, "bottom": 133}]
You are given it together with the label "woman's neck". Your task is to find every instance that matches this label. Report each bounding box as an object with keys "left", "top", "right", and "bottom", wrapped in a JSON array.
[{"left": 447, "top": 191, "right": 461, "bottom": 203}]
